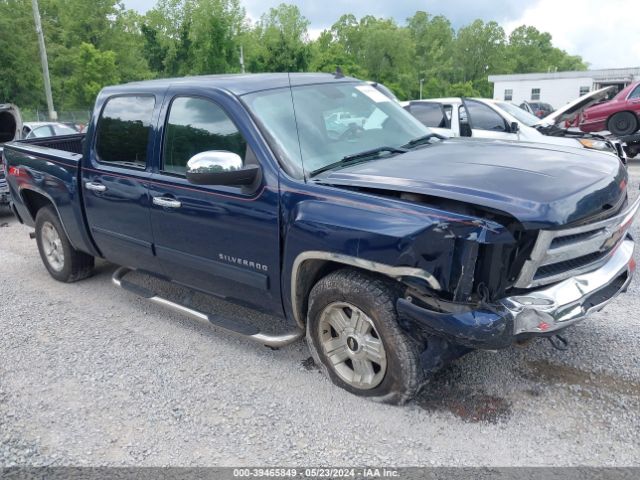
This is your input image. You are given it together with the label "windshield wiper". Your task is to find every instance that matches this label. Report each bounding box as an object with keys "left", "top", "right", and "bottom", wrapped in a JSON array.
[
  {"left": 402, "top": 133, "right": 446, "bottom": 149},
  {"left": 309, "top": 146, "right": 407, "bottom": 177}
]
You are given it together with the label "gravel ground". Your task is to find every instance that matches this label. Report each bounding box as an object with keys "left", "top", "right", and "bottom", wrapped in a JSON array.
[{"left": 1, "top": 163, "right": 639, "bottom": 467}]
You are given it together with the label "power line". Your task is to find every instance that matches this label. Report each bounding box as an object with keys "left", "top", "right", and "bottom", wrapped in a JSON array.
[{"left": 31, "top": 0, "right": 56, "bottom": 121}]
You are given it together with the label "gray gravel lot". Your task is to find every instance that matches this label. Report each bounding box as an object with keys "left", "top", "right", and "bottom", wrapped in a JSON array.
[{"left": 1, "top": 163, "right": 640, "bottom": 467}]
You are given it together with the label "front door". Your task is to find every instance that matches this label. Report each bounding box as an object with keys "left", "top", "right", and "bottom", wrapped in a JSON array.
[
  {"left": 148, "top": 93, "right": 282, "bottom": 315},
  {"left": 462, "top": 99, "right": 515, "bottom": 140},
  {"left": 82, "top": 94, "right": 161, "bottom": 272}
]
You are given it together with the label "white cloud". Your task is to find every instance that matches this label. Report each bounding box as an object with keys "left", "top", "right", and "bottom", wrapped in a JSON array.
[{"left": 503, "top": 0, "right": 640, "bottom": 69}]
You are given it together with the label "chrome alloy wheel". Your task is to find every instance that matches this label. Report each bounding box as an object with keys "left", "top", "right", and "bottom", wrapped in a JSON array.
[
  {"left": 318, "top": 302, "right": 387, "bottom": 390},
  {"left": 41, "top": 221, "right": 65, "bottom": 272}
]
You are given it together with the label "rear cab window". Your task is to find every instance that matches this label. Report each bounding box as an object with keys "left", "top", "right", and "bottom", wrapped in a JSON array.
[{"left": 95, "top": 95, "right": 156, "bottom": 169}]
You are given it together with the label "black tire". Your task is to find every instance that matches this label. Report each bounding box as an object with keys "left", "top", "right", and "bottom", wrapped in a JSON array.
[
  {"left": 608, "top": 112, "right": 638, "bottom": 136},
  {"left": 306, "top": 269, "right": 424, "bottom": 405},
  {"left": 35, "top": 206, "right": 94, "bottom": 282}
]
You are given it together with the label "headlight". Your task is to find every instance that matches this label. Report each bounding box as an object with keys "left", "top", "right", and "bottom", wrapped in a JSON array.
[{"left": 578, "top": 138, "right": 615, "bottom": 152}]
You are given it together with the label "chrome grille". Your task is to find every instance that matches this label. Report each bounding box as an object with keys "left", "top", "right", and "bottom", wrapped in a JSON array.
[{"left": 515, "top": 196, "right": 640, "bottom": 289}]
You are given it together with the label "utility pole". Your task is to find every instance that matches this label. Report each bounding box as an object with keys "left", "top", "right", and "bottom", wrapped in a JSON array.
[
  {"left": 239, "top": 45, "right": 245, "bottom": 74},
  {"left": 419, "top": 78, "right": 425, "bottom": 100},
  {"left": 31, "top": 0, "right": 56, "bottom": 121}
]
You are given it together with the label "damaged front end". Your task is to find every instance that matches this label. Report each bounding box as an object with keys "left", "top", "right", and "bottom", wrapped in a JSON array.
[
  {"left": 315, "top": 140, "right": 635, "bottom": 351},
  {"left": 397, "top": 196, "right": 639, "bottom": 350}
]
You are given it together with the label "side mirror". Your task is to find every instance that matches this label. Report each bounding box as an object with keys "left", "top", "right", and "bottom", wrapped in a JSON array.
[
  {"left": 510, "top": 121, "right": 520, "bottom": 133},
  {"left": 186, "top": 151, "right": 259, "bottom": 186}
]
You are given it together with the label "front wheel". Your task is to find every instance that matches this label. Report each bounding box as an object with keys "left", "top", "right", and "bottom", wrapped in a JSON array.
[
  {"left": 608, "top": 112, "right": 638, "bottom": 136},
  {"left": 306, "top": 269, "right": 424, "bottom": 405},
  {"left": 35, "top": 206, "right": 94, "bottom": 282}
]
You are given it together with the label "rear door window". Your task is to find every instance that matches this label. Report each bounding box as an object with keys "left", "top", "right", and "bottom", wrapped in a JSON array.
[
  {"left": 95, "top": 95, "right": 156, "bottom": 168},
  {"left": 408, "top": 103, "right": 447, "bottom": 128}
]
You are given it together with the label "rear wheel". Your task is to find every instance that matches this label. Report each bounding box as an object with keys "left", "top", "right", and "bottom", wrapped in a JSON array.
[
  {"left": 306, "top": 269, "right": 424, "bottom": 405},
  {"left": 35, "top": 206, "right": 94, "bottom": 282},
  {"left": 608, "top": 112, "right": 638, "bottom": 136}
]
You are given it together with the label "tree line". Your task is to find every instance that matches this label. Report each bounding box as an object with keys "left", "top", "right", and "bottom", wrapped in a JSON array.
[{"left": 0, "top": 0, "right": 587, "bottom": 113}]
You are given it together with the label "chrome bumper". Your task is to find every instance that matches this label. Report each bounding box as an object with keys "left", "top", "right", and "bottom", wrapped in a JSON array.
[
  {"left": 397, "top": 237, "right": 635, "bottom": 349},
  {"left": 504, "top": 238, "right": 635, "bottom": 335}
]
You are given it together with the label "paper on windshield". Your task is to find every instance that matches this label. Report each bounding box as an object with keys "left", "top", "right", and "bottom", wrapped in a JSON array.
[{"left": 356, "top": 85, "right": 391, "bottom": 103}]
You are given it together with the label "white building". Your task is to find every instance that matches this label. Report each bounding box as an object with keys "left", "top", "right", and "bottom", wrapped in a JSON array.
[{"left": 488, "top": 67, "right": 640, "bottom": 109}]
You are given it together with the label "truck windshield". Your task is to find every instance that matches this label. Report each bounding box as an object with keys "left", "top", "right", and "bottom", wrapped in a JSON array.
[
  {"left": 495, "top": 102, "right": 540, "bottom": 127},
  {"left": 243, "top": 82, "right": 429, "bottom": 178}
]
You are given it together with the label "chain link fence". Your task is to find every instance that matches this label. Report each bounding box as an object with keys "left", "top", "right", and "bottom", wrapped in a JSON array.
[{"left": 20, "top": 108, "right": 92, "bottom": 125}]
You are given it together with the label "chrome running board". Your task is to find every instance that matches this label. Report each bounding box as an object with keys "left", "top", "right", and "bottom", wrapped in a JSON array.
[{"left": 112, "top": 267, "right": 303, "bottom": 348}]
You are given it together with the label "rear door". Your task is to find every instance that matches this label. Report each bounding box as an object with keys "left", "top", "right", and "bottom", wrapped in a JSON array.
[
  {"left": 148, "top": 90, "right": 282, "bottom": 314},
  {"left": 82, "top": 94, "right": 162, "bottom": 272},
  {"left": 405, "top": 102, "right": 453, "bottom": 136}
]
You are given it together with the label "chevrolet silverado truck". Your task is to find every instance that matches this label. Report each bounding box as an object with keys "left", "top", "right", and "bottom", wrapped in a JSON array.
[{"left": 3, "top": 73, "right": 639, "bottom": 404}]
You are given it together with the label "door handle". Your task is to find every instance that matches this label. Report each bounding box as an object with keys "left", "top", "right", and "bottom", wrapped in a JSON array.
[
  {"left": 85, "top": 181, "right": 107, "bottom": 192},
  {"left": 153, "top": 196, "right": 182, "bottom": 209}
]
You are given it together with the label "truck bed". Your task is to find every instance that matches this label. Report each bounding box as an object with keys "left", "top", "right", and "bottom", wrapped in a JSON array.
[
  {"left": 19, "top": 133, "right": 85, "bottom": 154},
  {"left": 3, "top": 133, "right": 98, "bottom": 257}
]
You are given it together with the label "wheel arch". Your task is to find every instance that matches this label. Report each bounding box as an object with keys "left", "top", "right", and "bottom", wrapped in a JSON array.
[
  {"left": 21, "top": 188, "right": 76, "bottom": 249},
  {"left": 21, "top": 187, "right": 57, "bottom": 221},
  {"left": 290, "top": 251, "right": 441, "bottom": 329}
]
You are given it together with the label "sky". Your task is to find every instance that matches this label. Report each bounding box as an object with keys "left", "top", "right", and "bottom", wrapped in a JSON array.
[{"left": 123, "top": 0, "right": 640, "bottom": 70}]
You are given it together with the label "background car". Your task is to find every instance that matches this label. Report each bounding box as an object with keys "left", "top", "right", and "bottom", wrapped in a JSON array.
[
  {"left": 21, "top": 121, "right": 79, "bottom": 139},
  {"left": 579, "top": 80, "right": 640, "bottom": 136},
  {"left": 403, "top": 97, "right": 620, "bottom": 158},
  {"left": 520, "top": 101, "right": 554, "bottom": 118}
]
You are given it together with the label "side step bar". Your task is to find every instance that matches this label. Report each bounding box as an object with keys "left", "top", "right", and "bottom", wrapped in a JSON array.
[{"left": 112, "top": 267, "right": 303, "bottom": 348}]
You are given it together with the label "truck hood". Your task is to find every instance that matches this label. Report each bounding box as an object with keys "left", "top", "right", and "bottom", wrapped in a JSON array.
[
  {"left": 537, "top": 86, "right": 615, "bottom": 127},
  {"left": 316, "top": 139, "right": 627, "bottom": 229}
]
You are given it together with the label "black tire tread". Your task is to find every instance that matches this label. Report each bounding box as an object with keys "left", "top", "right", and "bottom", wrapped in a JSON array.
[
  {"left": 608, "top": 111, "right": 639, "bottom": 136},
  {"left": 35, "top": 206, "right": 94, "bottom": 283},
  {"left": 305, "top": 268, "right": 425, "bottom": 405}
]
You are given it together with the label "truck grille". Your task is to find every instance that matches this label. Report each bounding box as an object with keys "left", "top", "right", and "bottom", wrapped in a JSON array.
[{"left": 515, "top": 196, "right": 640, "bottom": 289}]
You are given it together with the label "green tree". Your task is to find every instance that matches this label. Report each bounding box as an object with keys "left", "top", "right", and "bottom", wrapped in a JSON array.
[
  {"left": 407, "top": 11, "right": 454, "bottom": 95},
  {"left": 453, "top": 20, "right": 507, "bottom": 93},
  {"left": 445, "top": 81, "right": 480, "bottom": 97},
  {"left": 250, "top": 3, "right": 311, "bottom": 72},
  {"left": 102, "top": 9, "right": 152, "bottom": 82},
  {"left": 56, "top": 42, "right": 120, "bottom": 108},
  {"left": 358, "top": 16, "right": 412, "bottom": 84},
  {"left": 0, "top": 0, "right": 592, "bottom": 112},
  {"left": 188, "top": 0, "right": 247, "bottom": 74},
  {"left": 0, "top": 0, "right": 44, "bottom": 107}
]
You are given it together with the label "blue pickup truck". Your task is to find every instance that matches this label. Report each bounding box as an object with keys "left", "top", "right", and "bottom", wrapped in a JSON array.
[{"left": 3, "top": 73, "right": 638, "bottom": 404}]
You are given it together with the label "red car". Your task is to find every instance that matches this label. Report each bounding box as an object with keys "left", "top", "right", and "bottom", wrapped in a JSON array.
[{"left": 580, "top": 81, "right": 640, "bottom": 136}]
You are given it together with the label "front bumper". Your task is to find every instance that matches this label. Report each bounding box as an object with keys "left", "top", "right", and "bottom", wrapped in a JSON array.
[{"left": 397, "top": 237, "right": 635, "bottom": 349}]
